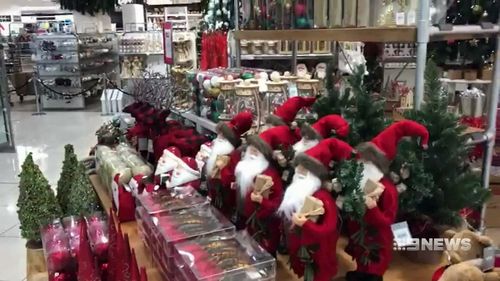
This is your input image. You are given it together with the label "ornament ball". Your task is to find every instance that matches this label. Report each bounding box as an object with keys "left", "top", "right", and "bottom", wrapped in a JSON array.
[
  {"left": 294, "top": 3, "right": 306, "bottom": 16},
  {"left": 472, "top": 4, "right": 483, "bottom": 16},
  {"left": 296, "top": 17, "right": 308, "bottom": 28}
]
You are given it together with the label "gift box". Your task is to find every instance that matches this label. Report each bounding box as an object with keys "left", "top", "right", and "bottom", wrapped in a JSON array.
[
  {"left": 136, "top": 186, "right": 208, "bottom": 216},
  {"left": 174, "top": 231, "right": 276, "bottom": 281},
  {"left": 156, "top": 205, "right": 235, "bottom": 279},
  {"left": 41, "top": 220, "right": 74, "bottom": 280}
]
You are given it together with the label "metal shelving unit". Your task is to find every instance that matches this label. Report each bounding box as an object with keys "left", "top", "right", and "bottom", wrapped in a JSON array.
[{"left": 231, "top": 1, "right": 500, "bottom": 231}]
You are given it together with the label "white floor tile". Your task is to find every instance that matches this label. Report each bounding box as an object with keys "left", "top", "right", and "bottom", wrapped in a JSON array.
[
  {"left": 1, "top": 224, "right": 21, "bottom": 238},
  {"left": 0, "top": 184, "right": 19, "bottom": 208},
  {"left": 0, "top": 205, "right": 20, "bottom": 234},
  {"left": 0, "top": 237, "right": 27, "bottom": 281}
]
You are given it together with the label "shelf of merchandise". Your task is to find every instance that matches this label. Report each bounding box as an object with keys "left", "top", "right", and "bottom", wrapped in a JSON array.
[
  {"left": 439, "top": 78, "right": 492, "bottom": 84},
  {"left": 231, "top": 0, "right": 500, "bottom": 231},
  {"left": 34, "top": 33, "right": 119, "bottom": 110},
  {"left": 241, "top": 53, "right": 333, "bottom": 60},
  {"left": 171, "top": 109, "right": 217, "bottom": 132}
]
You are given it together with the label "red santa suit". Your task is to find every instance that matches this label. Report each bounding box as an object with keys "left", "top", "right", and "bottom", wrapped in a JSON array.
[
  {"left": 346, "top": 120, "right": 429, "bottom": 280},
  {"left": 235, "top": 125, "right": 299, "bottom": 255},
  {"left": 283, "top": 138, "right": 354, "bottom": 281},
  {"left": 294, "top": 114, "right": 350, "bottom": 154},
  {"left": 265, "top": 96, "right": 316, "bottom": 128},
  {"left": 206, "top": 112, "right": 254, "bottom": 219}
]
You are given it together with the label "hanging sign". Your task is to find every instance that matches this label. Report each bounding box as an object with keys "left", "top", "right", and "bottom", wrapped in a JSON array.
[{"left": 163, "top": 22, "right": 174, "bottom": 64}]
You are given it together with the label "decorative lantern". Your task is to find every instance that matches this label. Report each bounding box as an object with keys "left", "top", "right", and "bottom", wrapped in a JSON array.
[
  {"left": 217, "top": 78, "right": 240, "bottom": 120},
  {"left": 263, "top": 72, "right": 288, "bottom": 119},
  {"left": 460, "top": 88, "right": 486, "bottom": 118},
  {"left": 278, "top": 0, "right": 294, "bottom": 29},
  {"left": 281, "top": 72, "right": 299, "bottom": 97},
  {"left": 235, "top": 81, "right": 262, "bottom": 128},
  {"left": 295, "top": 77, "right": 319, "bottom": 120}
]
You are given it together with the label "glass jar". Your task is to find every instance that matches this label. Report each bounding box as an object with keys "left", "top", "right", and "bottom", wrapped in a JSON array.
[
  {"left": 263, "top": 80, "right": 288, "bottom": 120},
  {"left": 217, "top": 79, "right": 239, "bottom": 121}
]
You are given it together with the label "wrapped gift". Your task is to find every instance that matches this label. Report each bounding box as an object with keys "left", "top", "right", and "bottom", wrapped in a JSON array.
[
  {"left": 41, "top": 220, "right": 74, "bottom": 280},
  {"left": 116, "top": 143, "right": 153, "bottom": 176},
  {"left": 96, "top": 145, "right": 132, "bottom": 193},
  {"left": 299, "top": 196, "right": 325, "bottom": 222},
  {"left": 460, "top": 88, "right": 486, "bottom": 118},
  {"left": 155, "top": 205, "right": 235, "bottom": 279},
  {"left": 254, "top": 174, "right": 273, "bottom": 198},
  {"left": 174, "top": 231, "right": 276, "bottom": 281},
  {"left": 85, "top": 213, "right": 109, "bottom": 262}
]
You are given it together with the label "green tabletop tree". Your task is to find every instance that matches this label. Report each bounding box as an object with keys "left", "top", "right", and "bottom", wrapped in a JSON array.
[
  {"left": 17, "top": 153, "right": 62, "bottom": 243},
  {"left": 65, "top": 162, "right": 101, "bottom": 216},
  {"left": 57, "top": 144, "right": 78, "bottom": 214}
]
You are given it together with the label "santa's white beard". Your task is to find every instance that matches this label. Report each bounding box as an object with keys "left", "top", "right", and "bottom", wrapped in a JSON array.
[
  {"left": 293, "top": 138, "right": 319, "bottom": 154},
  {"left": 205, "top": 137, "right": 235, "bottom": 177},
  {"left": 235, "top": 151, "right": 269, "bottom": 199},
  {"left": 155, "top": 156, "right": 178, "bottom": 175},
  {"left": 360, "top": 161, "right": 384, "bottom": 191},
  {"left": 277, "top": 172, "right": 322, "bottom": 220},
  {"left": 167, "top": 168, "right": 199, "bottom": 188}
]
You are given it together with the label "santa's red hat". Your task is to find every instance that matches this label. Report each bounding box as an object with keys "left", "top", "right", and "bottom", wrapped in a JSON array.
[
  {"left": 266, "top": 97, "right": 317, "bottom": 126},
  {"left": 294, "top": 138, "right": 354, "bottom": 181},
  {"left": 356, "top": 120, "right": 429, "bottom": 174},
  {"left": 164, "top": 146, "right": 182, "bottom": 160},
  {"left": 178, "top": 157, "right": 201, "bottom": 177},
  {"left": 216, "top": 111, "right": 253, "bottom": 147},
  {"left": 301, "top": 114, "right": 350, "bottom": 141},
  {"left": 247, "top": 125, "right": 300, "bottom": 161}
]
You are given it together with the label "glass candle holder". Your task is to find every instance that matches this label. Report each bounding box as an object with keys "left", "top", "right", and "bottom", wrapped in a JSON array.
[{"left": 235, "top": 81, "right": 262, "bottom": 128}]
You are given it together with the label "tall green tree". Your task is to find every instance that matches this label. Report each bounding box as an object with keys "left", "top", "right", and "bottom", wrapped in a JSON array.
[
  {"left": 17, "top": 153, "right": 62, "bottom": 242},
  {"left": 57, "top": 144, "right": 78, "bottom": 214},
  {"left": 401, "top": 60, "right": 489, "bottom": 226},
  {"left": 344, "top": 66, "right": 388, "bottom": 146},
  {"left": 65, "top": 162, "right": 101, "bottom": 216}
]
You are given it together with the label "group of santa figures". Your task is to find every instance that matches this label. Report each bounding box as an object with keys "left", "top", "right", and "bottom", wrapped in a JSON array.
[{"left": 150, "top": 97, "right": 430, "bottom": 281}]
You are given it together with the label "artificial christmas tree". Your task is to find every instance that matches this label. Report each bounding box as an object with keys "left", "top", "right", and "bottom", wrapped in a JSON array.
[
  {"left": 65, "top": 162, "right": 101, "bottom": 216},
  {"left": 17, "top": 153, "right": 62, "bottom": 243},
  {"left": 57, "top": 144, "right": 78, "bottom": 215},
  {"left": 399, "top": 60, "right": 490, "bottom": 227}
]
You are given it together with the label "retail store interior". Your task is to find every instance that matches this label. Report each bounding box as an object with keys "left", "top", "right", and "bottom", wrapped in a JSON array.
[{"left": 1, "top": 0, "right": 500, "bottom": 281}]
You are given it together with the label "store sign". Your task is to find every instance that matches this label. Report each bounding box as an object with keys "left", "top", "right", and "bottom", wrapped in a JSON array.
[{"left": 163, "top": 22, "right": 174, "bottom": 64}]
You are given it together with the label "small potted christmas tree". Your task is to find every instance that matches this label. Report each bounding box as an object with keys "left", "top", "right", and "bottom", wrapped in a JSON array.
[
  {"left": 65, "top": 162, "right": 101, "bottom": 216},
  {"left": 17, "top": 153, "right": 62, "bottom": 247},
  {"left": 57, "top": 144, "right": 78, "bottom": 215}
]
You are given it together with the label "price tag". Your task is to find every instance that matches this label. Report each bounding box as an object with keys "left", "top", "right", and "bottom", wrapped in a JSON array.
[
  {"left": 391, "top": 221, "right": 413, "bottom": 248},
  {"left": 482, "top": 246, "right": 495, "bottom": 271},
  {"left": 395, "top": 12, "right": 406, "bottom": 26},
  {"left": 148, "top": 139, "right": 154, "bottom": 153},
  {"left": 138, "top": 138, "right": 148, "bottom": 150},
  {"left": 407, "top": 11, "right": 416, "bottom": 25}
]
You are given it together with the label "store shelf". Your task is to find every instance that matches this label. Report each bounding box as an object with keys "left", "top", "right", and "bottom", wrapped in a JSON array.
[
  {"left": 234, "top": 27, "right": 417, "bottom": 42},
  {"left": 439, "top": 78, "right": 492, "bottom": 84},
  {"left": 119, "top": 52, "right": 164, "bottom": 56},
  {"left": 171, "top": 109, "right": 216, "bottom": 132},
  {"left": 241, "top": 53, "right": 333, "bottom": 60},
  {"left": 429, "top": 25, "right": 500, "bottom": 41}
]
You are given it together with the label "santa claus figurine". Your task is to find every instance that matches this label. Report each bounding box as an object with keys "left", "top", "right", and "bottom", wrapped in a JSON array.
[
  {"left": 346, "top": 120, "right": 429, "bottom": 281},
  {"left": 235, "top": 125, "right": 298, "bottom": 255},
  {"left": 206, "top": 111, "right": 253, "bottom": 218},
  {"left": 166, "top": 157, "right": 201, "bottom": 191},
  {"left": 294, "top": 114, "right": 350, "bottom": 154},
  {"left": 278, "top": 138, "right": 354, "bottom": 281},
  {"left": 154, "top": 146, "right": 182, "bottom": 186},
  {"left": 264, "top": 96, "right": 317, "bottom": 130}
]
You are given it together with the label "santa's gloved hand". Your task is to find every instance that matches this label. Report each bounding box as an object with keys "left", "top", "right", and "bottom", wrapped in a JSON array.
[
  {"left": 250, "top": 192, "right": 263, "bottom": 204},
  {"left": 292, "top": 213, "right": 308, "bottom": 227},
  {"left": 365, "top": 196, "right": 377, "bottom": 209}
]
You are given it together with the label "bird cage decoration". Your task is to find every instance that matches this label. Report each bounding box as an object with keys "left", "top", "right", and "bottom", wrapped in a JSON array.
[
  {"left": 217, "top": 77, "right": 240, "bottom": 121},
  {"left": 263, "top": 72, "right": 288, "bottom": 118},
  {"left": 235, "top": 80, "right": 262, "bottom": 128}
]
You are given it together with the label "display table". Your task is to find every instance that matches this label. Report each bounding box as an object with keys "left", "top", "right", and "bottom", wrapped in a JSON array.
[{"left": 27, "top": 174, "right": 448, "bottom": 281}]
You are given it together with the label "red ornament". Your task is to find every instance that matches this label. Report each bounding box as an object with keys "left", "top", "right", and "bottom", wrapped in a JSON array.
[
  {"left": 47, "top": 251, "right": 71, "bottom": 272},
  {"left": 49, "top": 272, "right": 71, "bottom": 281},
  {"left": 294, "top": 3, "right": 306, "bottom": 16}
]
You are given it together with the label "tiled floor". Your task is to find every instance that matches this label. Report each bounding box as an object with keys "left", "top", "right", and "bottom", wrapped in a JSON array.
[{"left": 0, "top": 110, "right": 108, "bottom": 281}]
